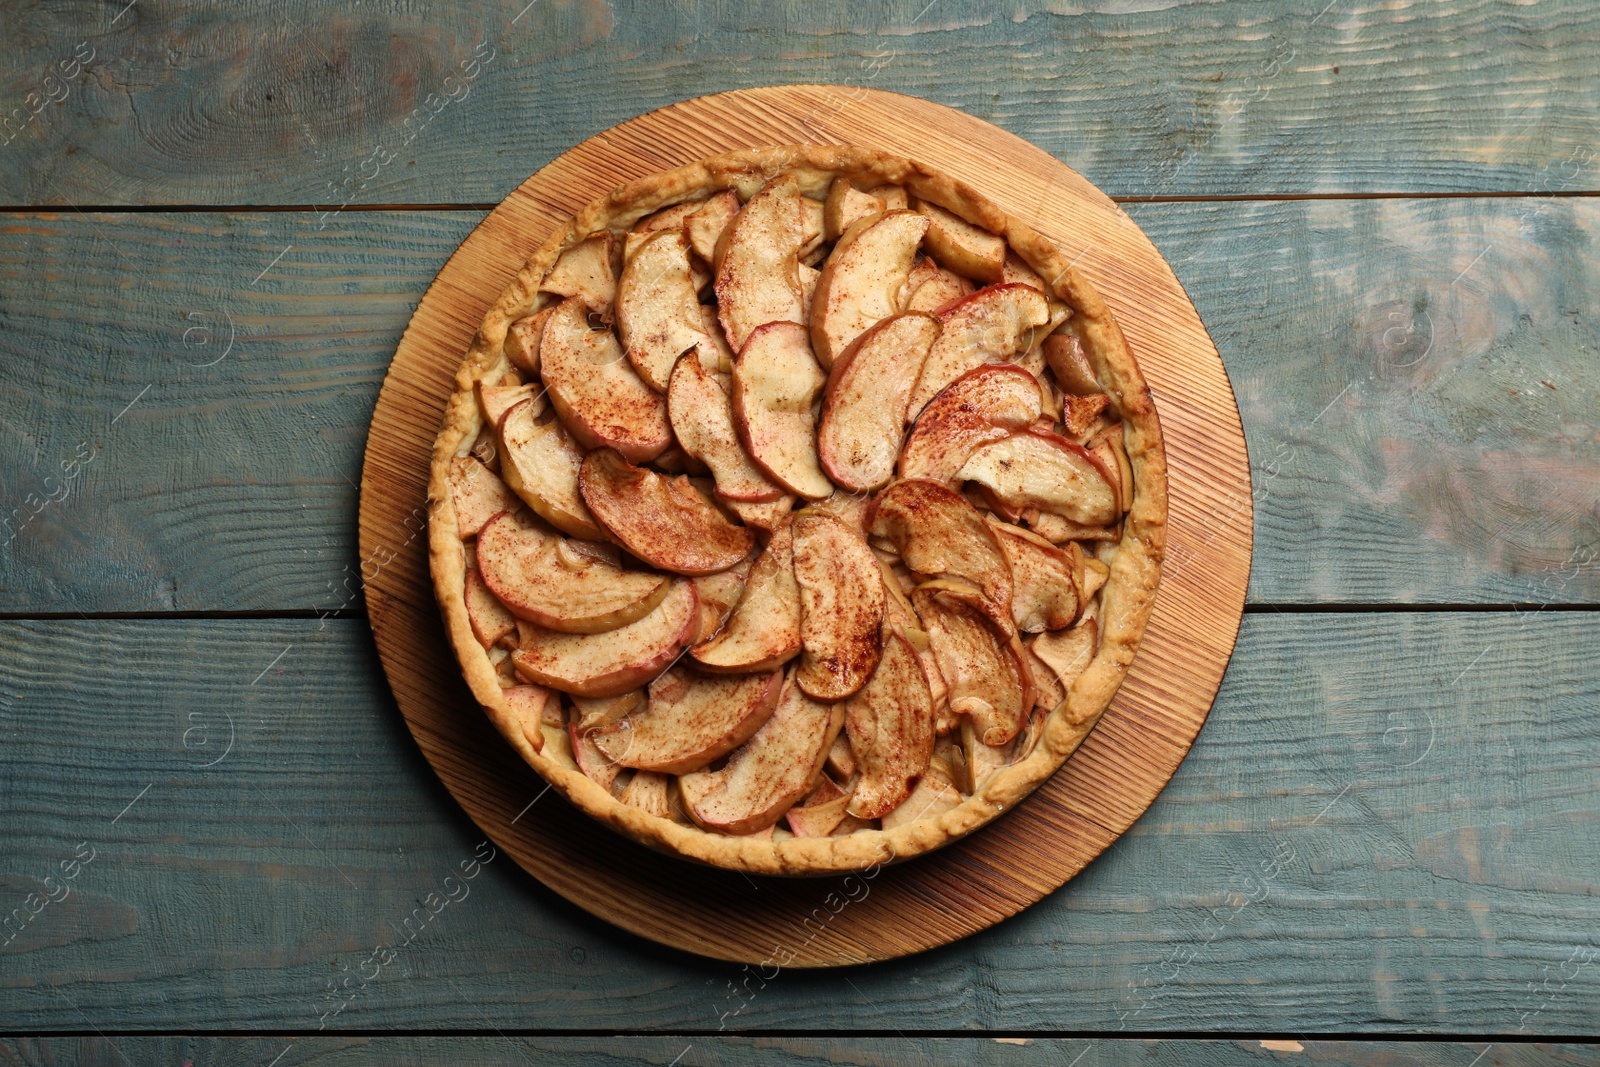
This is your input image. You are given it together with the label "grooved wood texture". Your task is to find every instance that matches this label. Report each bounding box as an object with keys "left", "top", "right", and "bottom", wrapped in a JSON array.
[{"left": 359, "top": 87, "right": 1251, "bottom": 965}]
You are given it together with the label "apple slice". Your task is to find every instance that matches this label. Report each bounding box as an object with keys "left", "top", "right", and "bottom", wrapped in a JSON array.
[
  {"left": 667, "top": 353, "right": 784, "bottom": 503},
  {"left": 511, "top": 579, "right": 698, "bottom": 697},
  {"left": 686, "top": 189, "right": 740, "bottom": 264},
  {"left": 617, "top": 770, "right": 676, "bottom": 818},
  {"left": 868, "top": 479, "right": 1013, "bottom": 633},
  {"left": 1030, "top": 617, "right": 1098, "bottom": 695},
  {"left": 845, "top": 629, "right": 936, "bottom": 819},
  {"left": 793, "top": 513, "right": 886, "bottom": 701},
  {"left": 447, "top": 456, "right": 518, "bottom": 539},
  {"left": 591, "top": 667, "right": 783, "bottom": 774},
  {"left": 823, "top": 177, "right": 885, "bottom": 241},
  {"left": 911, "top": 585, "right": 1032, "bottom": 747},
  {"left": 476, "top": 381, "right": 542, "bottom": 429},
  {"left": 912, "top": 198, "right": 1006, "bottom": 283},
  {"left": 477, "top": 512, "right": 671, "bottom": 633},
  {"left": 1063, "top": 393, "right": 1112, "bottom": 440},
  {"left": 570, "top": 723, "right": 623, "bottom": 792},
  {"left": 956, "top": 429, "right": 1119, "bottom": 526},
  {"left": 811, "top": 209, "right": 931, "bottom": 368},
  {"left": 497, "top": 398, "right": 606, "bottom": 540},
  {"left": 679, "top": 675, "right": 846, "bottom": 835},
  {"left": 540, "top": 233, "right": 619, "bottom": 316},
  {"left": 901, "top": 258, "right": 975, "bottom": 313},
  {"left": 691, "top": 521, "right": 802, "bottom": 673},
  {"left": 1043, "top": 329, "right": 1101, "bottom": 395},
  {"left": 867, "top": 184, "right": 910, "bottom": 211},
  {"left": 817, "top": 311, "right": 939, "bottom": 491},
  {"left": 907, "top": 284, "right": 1051, "bottom": 418},
  {"left": 731, "top": 321, "right": 833, "bottom": 500},
  {"left": 578, "top": 449, "right": 755, "bottom": 575},
  {"left": 1087, "top": 424, "right": 1135, "bottom": 514},
  {"left": 714, "top": 180, "right": 808, "bottom": 352},
  {"left": 825, "top": 732, "right": 857, "bottom": 780},
  {"left": 624, "top": 201, "right": 700, "bottom": 261},
  {"left": 880, "top": 763, "right": 963, "bottom": 830},
  {"left": 786, "top": 778, "right": 854, "bottom": 838},
  {"left": 540, "top": 296, "right": 672, "bottom": 463},
  {"left": 696, "top": 305, "right": 735, "bottom": 372},
  {"left": 987, "top": 519, "right": 1082, "bottom": 633},
  {"left": 726, "top": 494, "right": 795, "bottom": 531},
  {"left": 503, "top": 307, "right": 552, "bottom": 376},
  {"left": 898, "top": 364, "right": 1042, "bottom": 487},
  {"left": 571, "top": 688, "right": 645, "bottom": 732},
  {"left": 799, "top": 196, "right": 827, "bottom": 261},
  {"left": 617, "top": 229, "right": 720, "bottom": 392},
  {"left": 465, "top": 568, "right": 516, "bottom": 649},
  {"left": 501, "top": 684, "right": 551, "bottom": 754}
]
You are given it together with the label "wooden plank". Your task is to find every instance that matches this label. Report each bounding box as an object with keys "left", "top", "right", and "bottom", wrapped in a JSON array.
[
  {"left": 3, "top": 197, "right": 1594, "bottom": 611},
  {"left": 0, "top": 1, "right": 1596, "bottom": 206},
  {"left": 0, "top": 613, "right": 1595, "bottom": 1030},
  {"left": 0, "top": 1037, "right": 1584, "bottom": 1066}
]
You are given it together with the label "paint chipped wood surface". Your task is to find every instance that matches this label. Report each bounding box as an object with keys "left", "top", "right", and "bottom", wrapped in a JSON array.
[
  {"left": 1, "top": 0, "right": 1596, "bottom": 204},
  {"left": 0, "top": 615, "right": 1594, "bottom": 1030}
]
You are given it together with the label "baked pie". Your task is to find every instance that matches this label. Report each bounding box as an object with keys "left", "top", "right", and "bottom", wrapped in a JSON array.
[{"left": 428, "top": 145, "right": 1167, "bottom": 874}]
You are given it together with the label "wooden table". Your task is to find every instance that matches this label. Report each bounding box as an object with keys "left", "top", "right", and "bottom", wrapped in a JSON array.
[{"left": 1, "top": 2, "right": 1595, "bottom": 1063}]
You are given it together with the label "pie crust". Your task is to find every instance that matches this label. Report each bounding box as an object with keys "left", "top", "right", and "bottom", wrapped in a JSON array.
[{"left": 427, "top": 145, "right": 1167, "bottom": 875}]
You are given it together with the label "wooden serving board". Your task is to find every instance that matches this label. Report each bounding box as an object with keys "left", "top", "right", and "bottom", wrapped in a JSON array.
[{"left": 358, "top": 86, "right": 1252, "bottom": 967}]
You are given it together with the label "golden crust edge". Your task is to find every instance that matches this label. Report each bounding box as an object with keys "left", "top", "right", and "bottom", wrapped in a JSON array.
[{"left": 424, "top": 144, "right": 1169, "bottom": 876}]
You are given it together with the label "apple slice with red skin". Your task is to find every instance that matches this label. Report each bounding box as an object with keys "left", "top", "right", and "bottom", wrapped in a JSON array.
[
  {"left": 987, "top": 519, "right": 1083, "bottom": 633},
  {"left": 447, "top": 456, "right": 519, "bottom": 539},
  {"left": 617, "top": 229, "right": 721, "bottom": 392},
  {"left": 477, "top": 511, "right": 671, "bottom": 633},
  {"left": 714, "top": 179, "right": 808, "bottom": 352},
  {"left": 1043, "top": 329, "right": 1101, "bottom": 395},
  {"left": 667, "top": 352, "right": 785, "bottom": 503},
  {"left": 590, "top": 667, "right": 783, "bottom": 774},
  {"left": 792, "top": 513, "right": 886, "bottom": 701},
  {"left": 811, "top": 209, "right": 930, "bottom": 369},
  {"left": 907, "top": 283, "right": 1051, "bottom": 419},
  {"left": 868, "top": 479, "right": 1013, "bottom": 634},
  {"left": 465, "top": 567, "right": 516, "bottom": 649},
  {"left": 956, "top": 429, "right": 1120, "bottom": 526},
  {"left": 570, "top": 722, "right": 623, "bottom": 793},
  {"left": 899, "top": 364, "right": 1042, "bottom": 485},
  {"left": 911, "top": 583, "right": 1033, "bottom": 747},
  {"left": 511, "top": 579, "right": 698, "bottom": 697},
  {"left": 578, "top": 449, "right": 755, "bottom": 575},
  {"left": 539, "top": 296, "right": 672, "bottom": 463},
  {"left": 817, "top": 311, "right": 939, "bottom": 492},
  {"left": 731, "top": 321, "right": 833, "bottom": 500},
  {"left": 845, "top": 628, "right": 936, "bottom": 819},
  {"left": 691, "top": 521, "right": 802, "bottom": 673},
  {"left": 679, "top": 675, "right": 847, "bottom": 835},
  {"left": 497, "top": 398, "right": 607, "bottom": 540}
]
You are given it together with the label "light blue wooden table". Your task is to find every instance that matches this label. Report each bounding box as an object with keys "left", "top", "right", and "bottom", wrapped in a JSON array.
[{"left": 0, "top": 2, "right": 1595, "bottom": 1062}]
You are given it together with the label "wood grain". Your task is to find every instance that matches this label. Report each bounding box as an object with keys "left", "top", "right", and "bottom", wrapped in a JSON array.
[
  {"left": 0, "top": 614, "right": 1594, "bottom": 1031},
  {"left": 359, "top": 86, "right": 1249, "bottom": 963},
  {"left": 1, "top": 2, "right": 1595, "bottom": 205},
  {"left": 2, "top": 196, "right": 1594, "bottom": 613},
  {"left": 0, "top": 1037, "right": 1591, "bottom": 1066}
]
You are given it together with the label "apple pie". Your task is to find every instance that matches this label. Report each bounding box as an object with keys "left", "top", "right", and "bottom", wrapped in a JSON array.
[{"left": 428, "top": 146, "right": 1166, "bottom": 875}]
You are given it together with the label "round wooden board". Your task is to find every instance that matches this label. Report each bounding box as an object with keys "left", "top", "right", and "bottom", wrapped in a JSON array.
[{"left": 359, "top": 86, "right": 1252, "bottom": 967}]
